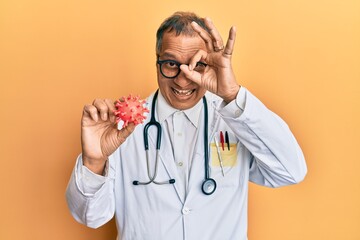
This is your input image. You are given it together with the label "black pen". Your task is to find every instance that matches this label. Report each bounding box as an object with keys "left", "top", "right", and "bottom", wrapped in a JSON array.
[{"left": 225, "top": 131, "right": 230, "bottom": 151}]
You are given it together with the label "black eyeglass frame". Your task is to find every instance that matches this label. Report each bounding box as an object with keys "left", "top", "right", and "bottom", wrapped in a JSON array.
[{"left": 156, "top": 59, "right": 207, "bottom": 79}]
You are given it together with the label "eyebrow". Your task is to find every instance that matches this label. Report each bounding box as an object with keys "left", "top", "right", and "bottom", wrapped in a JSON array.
[
  {"left": 160, "top": 52, "right": 178, "bottom": 59},
  {"left": 158, "top": 52, "right": 207, "bottom": 65}
]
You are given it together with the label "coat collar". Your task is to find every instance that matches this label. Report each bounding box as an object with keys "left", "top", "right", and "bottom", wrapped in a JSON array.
[{"left": 156, "top": 90, "right": 203, "bottom": 129}]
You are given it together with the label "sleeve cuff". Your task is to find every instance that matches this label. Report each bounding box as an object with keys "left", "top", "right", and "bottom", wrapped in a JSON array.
[
  {"left": 75, "top": 155, "right": 108, "bottom": 195},
  {"left": 218, "top": 86, "right": 247, "bottom": 118}
]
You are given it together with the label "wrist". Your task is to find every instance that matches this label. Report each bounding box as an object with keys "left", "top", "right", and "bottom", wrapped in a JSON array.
[
  {"left": 222, "top": 85, "right": 240, "bottom": 104},
  {"left": 82, "top": 156, "right": 107, "bottom": 175}
]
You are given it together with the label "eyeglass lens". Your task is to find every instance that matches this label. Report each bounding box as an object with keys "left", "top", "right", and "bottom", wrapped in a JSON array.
[{"left": 159, "top": 60, "right": 206, "bottom": 78}]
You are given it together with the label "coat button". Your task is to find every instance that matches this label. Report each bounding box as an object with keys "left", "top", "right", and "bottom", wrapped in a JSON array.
[{"left": 182, "top": 207, "right": 190, "bottom": 215}]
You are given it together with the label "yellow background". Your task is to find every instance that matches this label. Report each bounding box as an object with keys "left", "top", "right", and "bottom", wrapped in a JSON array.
[{"left": 1, "top": 0, "right": 359, "bottom": 239}]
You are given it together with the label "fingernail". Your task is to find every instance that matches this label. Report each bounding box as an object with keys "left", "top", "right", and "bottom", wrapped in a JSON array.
[
  {"left": 189, "top": 64, "right": 193, "bottom": 71},
  {"left": 103, "top": 113, "right": 107, "bottom": 120}
]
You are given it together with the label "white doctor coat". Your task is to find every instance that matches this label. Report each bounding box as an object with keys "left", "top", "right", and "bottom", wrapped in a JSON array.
[{"left": 66, "top": 88, "right": 307, "bottom": 240}]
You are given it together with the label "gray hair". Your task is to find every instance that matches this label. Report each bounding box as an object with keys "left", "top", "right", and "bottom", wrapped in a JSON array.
[{"left": 156, "top": 12, "right": 210, "bottom": 56}]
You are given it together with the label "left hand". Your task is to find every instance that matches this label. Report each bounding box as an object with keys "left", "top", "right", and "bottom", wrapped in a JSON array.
[{"left": 179, "top": 17, "right": 240, "bottom": 103}]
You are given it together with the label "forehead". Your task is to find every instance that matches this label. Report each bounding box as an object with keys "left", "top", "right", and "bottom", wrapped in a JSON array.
[{"left": 159, "top": 32, "right": 207, "bottom": 61}]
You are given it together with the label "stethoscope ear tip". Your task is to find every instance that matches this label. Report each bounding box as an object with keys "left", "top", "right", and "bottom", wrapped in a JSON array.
[
  {"left": 169, "top": 179, "right": 176, "bottom": 184},
  {"left": 133, "top": 181, "right": 139, "bottom": 185}
]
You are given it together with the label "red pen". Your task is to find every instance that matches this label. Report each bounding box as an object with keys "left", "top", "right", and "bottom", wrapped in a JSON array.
[{"left": 220, "top": 131, "right": 225, "bottom": 151}]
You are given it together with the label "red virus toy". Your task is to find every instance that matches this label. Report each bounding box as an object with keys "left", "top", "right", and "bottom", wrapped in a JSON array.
[{"left": 114, "top": 95, "right": 149, "bottom": 127}]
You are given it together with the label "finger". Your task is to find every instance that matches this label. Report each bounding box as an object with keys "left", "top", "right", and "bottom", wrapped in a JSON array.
[
  {"left": 190, "top": 21, "right": 214, "bottom": 51},
  {"left": 104, "top": 98, "right": 116, "bottom": 123},
  {"left": 93, "top": 99, "right": 109, "bottom": 121},
  {"left": 179, "top": 64, "right": 202, "bottom": 85},
  {"left": 83, "top": 104, "right": 99, "bottom": 122},
  {"left": 204, "top": 17, "right": 224, "bottom": 51},
  {"left": 223, "top": 26, "right": 236, "bottom": 57},
  {"left": 117, "top": 122, "right": 136, "bottom": 145},
  {"left": 188, "top": 49, "right": 208, "bottom": 71}
]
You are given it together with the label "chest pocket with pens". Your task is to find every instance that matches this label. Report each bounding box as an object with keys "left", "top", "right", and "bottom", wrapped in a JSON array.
[{"left": 210, "top": 131, "right": 238, "bottom": 175}]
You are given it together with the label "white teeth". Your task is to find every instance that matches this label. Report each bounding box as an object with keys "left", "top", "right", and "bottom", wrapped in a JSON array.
[{"left": 173, "top": 88, "right": 193, "bottom": 96}]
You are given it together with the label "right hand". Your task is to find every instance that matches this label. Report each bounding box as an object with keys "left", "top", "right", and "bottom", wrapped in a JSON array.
[{"left": 81, "top": 98, "right": 136, "bottom": 175}]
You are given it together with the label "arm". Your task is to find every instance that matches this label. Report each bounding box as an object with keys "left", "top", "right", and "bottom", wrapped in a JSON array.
[
  {"left": 66, "top": 98, "right": 135, "bottom": 227},
  {"left": 219, "top": 87, "right": 307, "bottom": 187},
  {"left": 66, "top": 154, "right": 116, "bottom": 228}
]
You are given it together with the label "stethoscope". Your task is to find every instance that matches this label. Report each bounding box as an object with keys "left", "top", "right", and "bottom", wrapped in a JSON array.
[{"left": 133, "top": 90, "right": 217, "bottom": 195}]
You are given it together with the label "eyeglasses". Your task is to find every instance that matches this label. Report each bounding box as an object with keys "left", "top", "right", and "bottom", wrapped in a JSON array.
[{"left": 157, "top": 59, "right": 207, "bottom": 79}]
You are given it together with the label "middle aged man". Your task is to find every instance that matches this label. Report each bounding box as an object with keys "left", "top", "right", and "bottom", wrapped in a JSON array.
[{"left": 66, "top": 11, "right": 307, "bottom": 240}]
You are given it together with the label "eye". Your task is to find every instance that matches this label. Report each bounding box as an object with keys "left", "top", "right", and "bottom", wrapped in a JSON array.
[
  {"left": 164, "top": 61, "right": 178, "bottom": 69},
  {"left": 194, "top": 62, "right": 207, "bottom": 71},
  {"left": 196, "top": 62, "right": 206, "bottom": 67}
]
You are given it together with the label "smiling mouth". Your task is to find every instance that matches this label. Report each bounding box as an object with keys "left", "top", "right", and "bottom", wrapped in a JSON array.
[{"left": 172, "top": 88, "right": 195, "bottom": 96}]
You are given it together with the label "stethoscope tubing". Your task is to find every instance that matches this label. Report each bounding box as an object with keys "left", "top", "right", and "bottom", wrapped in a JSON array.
[
  {"left": 143, "top": 91, "right": 161, "bottom": 151},
  {"left": 134, "top": 90, "right": 175, "bottom": 185},
  {"left": 133, "top": 150, "right": 175, "bottom": 185},
  {"left": 201, "top": 97, "right": 216, "bottom": 195}
]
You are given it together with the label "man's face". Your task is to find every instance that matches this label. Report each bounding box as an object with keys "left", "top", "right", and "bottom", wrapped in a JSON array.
[{"left": 157, "top": 32, "right": 207, "bottom": 110}]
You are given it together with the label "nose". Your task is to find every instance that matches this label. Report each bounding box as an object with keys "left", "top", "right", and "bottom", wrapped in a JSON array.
[{"left": 173, "top": 69, "right": 192, "bottom": 87}]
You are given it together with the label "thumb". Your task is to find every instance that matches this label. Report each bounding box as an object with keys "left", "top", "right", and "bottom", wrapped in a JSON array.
[
  {"left": 180, "top": 64, "right": 202, "bottom": 85},
  {"left": 116, "top": 123, "right": 136, "bottom": 145}
]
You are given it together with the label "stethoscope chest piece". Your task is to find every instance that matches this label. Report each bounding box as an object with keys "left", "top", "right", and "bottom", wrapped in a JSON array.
[{"left": 201, "top": 178, "right": 217, "bottom": 195}]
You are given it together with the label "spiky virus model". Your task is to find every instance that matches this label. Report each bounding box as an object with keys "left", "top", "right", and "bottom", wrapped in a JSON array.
[{"left": 114, "top": 95, "right": 149, "bottom": 127}]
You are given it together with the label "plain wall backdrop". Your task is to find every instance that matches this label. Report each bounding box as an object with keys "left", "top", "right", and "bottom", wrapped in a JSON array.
[{"left": 0, "top": 0, "right": 359, "bottom": 239}]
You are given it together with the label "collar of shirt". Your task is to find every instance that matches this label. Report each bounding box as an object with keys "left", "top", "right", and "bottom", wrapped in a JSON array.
[{"left": 156, "top": 90, "right": 203, "bottom": 128}]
